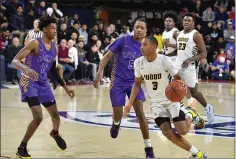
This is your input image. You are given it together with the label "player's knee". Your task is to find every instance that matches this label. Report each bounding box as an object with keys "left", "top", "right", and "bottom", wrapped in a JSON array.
[
  {"left": 33, "top": 115, "right": 43, "bottom": 126},
  {"left": 176, "top": 129, "right": 188, "bottom": 135},
  {"left": 162, "top": 130, "right": 175, "bottom": 140}
]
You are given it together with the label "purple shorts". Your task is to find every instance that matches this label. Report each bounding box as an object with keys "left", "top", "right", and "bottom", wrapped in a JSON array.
[
  {"left": 19, "top": 76, "right": 55, "bottom": 103},
  {"left": 110, "top": 86, "right": 146, "bottom": 107}
]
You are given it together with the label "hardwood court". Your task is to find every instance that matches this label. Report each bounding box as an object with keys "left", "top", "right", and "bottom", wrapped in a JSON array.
[{"left": 1, "top": 81, "right": 235, "bottom": 158}]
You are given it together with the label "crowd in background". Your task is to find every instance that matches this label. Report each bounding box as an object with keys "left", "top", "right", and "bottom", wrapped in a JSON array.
[{"left": 0, "top": 0, "right": 235, "bottom": 87}]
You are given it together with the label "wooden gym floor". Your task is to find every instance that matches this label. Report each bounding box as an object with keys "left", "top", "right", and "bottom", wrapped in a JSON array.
[{"left": 1, "top": 81, "right": 235, "bottom": 158}]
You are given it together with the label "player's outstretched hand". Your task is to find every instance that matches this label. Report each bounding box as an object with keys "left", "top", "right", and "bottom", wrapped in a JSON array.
[
  {"left": 24, "top": 67, "right": 39, "bottom": 81},
  {"left": 123, "top": 104, "right": 132, "bottom": 118},
  {"left": 93, "top": 72, "right": 102, "bottom": 88},
  {"left": 66, "top": 89, "right": 75, "bottom": 99}
]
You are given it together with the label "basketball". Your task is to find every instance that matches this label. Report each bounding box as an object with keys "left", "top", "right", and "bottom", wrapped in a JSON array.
[{"left": 165, "top": 80, "right": 187, "bottom": 102}]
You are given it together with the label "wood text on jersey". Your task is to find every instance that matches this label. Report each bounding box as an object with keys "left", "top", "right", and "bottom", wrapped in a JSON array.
[
  {"left": 178, "top": 37, "right": 189, "bottom": 42},
  {"left": 143, "top": 73, "right": 162, "bottom": 80}
]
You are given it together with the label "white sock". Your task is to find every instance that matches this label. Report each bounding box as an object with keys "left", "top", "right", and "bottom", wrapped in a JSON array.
[
  {"left": 144, "top": 139, "right": 152, "bottom": 148},
  {"left": 186, "top": 112, "right": 193, "bottom": 120},
  {"left": 189, "top": 145, "right": 199, "bottom": 154},
  {"left": 188, "top": 97, "right": 194, "bottom": 104},
  {"left": 114, "top": 121, "right": 120, "bottom": 125}
]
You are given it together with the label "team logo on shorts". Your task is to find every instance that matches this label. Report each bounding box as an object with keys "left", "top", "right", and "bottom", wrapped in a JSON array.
[{"left": 59, "top": 111, "right": 235, "bottom": 138}]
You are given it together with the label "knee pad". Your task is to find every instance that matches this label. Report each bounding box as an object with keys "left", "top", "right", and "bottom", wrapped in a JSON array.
[
  {"left": 155, "top": 117, "right": 170, "bottom": 127},
  {"left": 172, "top": 110, "right": 186, "bottom": 122}
]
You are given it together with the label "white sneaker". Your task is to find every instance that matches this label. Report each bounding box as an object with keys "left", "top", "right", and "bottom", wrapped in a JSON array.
[{"left": 204, "top": 104, "right": 214, "bottom": 124}]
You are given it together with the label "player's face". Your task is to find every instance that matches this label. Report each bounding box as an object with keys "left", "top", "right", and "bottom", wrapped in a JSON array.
[
  {"left": 165, "top": 18, "right": 175, "bottom": 30},
  {"left": 141, "top": 39, "right": 155, "bottom": 56},
  {"left": 183, "top": 16, "right": 194, "bottom": 31},
  {"left": 44, "top": 23, "right": 57, "bottom": 40},
  {"left": 133, "top": 21, "right": 147, "bottom": 40}
]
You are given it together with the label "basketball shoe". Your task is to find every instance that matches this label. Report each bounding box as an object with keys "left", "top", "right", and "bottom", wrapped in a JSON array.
[
  {"left": 50, "top": 130, "right": 67, "bottom": 150},
  {"left": 189, "top": 150, "right": 207, "bottom": 158},
  {"left": 186, "top": 107, "right": 205, "bottom": 129},
  {"left": 110, "top": 122, "right": 120, "bottom": 138},
  {"left": 144, "top": 147, "right": 155, "bottom": 158},
  {"left": 16, "top": 146, "right": 31, "bottom": 158}
]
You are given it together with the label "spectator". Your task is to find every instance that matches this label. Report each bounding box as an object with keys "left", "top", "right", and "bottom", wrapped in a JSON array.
[
  {"left": 46, "top": 3, "right": 63, "bottom": 18},
  {"left": 205, "top": 35, "right": 215, "bottom": 63},
  {"left": 198, "top": 58, "right": 210, "bottom": 80},
  {"left": 86, "top": 44, "right": 100, "bottom": 81},
  {"left": 88, "top": 24, "right": 99, "bottom": 40},
  {"left": 214, "top": 0, "right": 229, "bottom": 11},
  {"left": 224, "top": 36, "right": 235, "bottom": 56},
  {"left": 70, "top": 32, "right": 78, "bottom": 44},
  {"left": 79, "top": 24, "right": 88, "bottom": 45},
  {"left": 0, "top": 28, "right": 10, "bottom": 53},
  {"left": 68, "top": 39, "right": 78, "bottom": 70},
  {"left": 57, "top": 23, "right": 68, "bottom": 44},
  {"left": 214, "top": 37, "right": 226, "bottom": 57},
  {"left": 36, "top": 0, "right": 47, "bottom": 18},
  {"left": 215, "top": 6, "right": 228, "bottom": 24},
  {"left": 10, "top": 4, "right": 25, "bottom": 45},
  {"left": 153, "top": 28, "right": 163, "bottom": 50},
  {"left": 2, "top": 37, "right": 22, "bottom": 83},
  {"left": 228, "top": 6, "right": 235, "bottom": 20},
  {"left": 203, "top": 22, "right": 213, "bottom": 35},
  {"left": 210, "top": 22, "right": 223, "bottom": 42},
  {"left": 98, "top": 23, "right": 105, "bottom": 40},
  {"left": 216, "top": 48, "right": 226, "bottom": 60},
  {"left": 119, "top": 25, "right": 130, "bottom": 37},
  {"left": 58, "top": 39, "right": 74, "bottom": 81},
  {"left": 116, "top": 20, "right": 122, "bottom": 34},
  {"left": 25, "top": 10, "right": 35, "bottom": 30},
  {"left": 0, "top": 12, "right": 8, "bottom": 29},
  {"left": 67, "top": 21, "right": 80, "bottom": 38},
  {"left": 6, "top": 0, "right": 21, "bottom": 19},
  {"left": 223, "top": 22, "right": 235, "bottom": 41},
  {"left": 211, "top": 56, "right": 229, "bottom": 80},
  {"left": 226, "top": 49, "right": 234, "bottom": 65},
  {"left": 76, "top": 41, "right": 92, "bottom": 83},
  {"left": 68, "top": 13, "right": 79, "bottom": 26},
  {"left": 202, "top": 7, "right": 215, "bottom": 22},
  {"left": 196, "top": 24, "right": 204, "bottom": 34}
]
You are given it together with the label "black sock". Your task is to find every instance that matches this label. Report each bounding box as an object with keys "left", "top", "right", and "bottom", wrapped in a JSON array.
[
  {"left": 52, "top": 129, "right": 59, "bottom": 136},
  {"left": 20, "top": 141, "right": 27, "bottom": 148}
]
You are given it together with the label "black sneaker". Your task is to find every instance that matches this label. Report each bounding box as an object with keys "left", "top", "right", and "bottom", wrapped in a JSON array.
[
  {"left": 16, "top": 147, "right": 31, "bottom": 158},
  {"left": 50, "top": 131, "right": 67, "bottom": 150},
  {"left": 144, "top": 147, "right": 155, "bottom": 158}
]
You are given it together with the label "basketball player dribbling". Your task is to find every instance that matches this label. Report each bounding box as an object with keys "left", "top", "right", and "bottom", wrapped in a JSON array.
[
  {"left": 124, "top": 36, "right": 207, "bottom": 158},
  {"left": 93, "top": 19, "right": 155, "bottom": 158},
  {"left": 161, "top": 11, "right": 197, "bottom": 109},
  {"left": 171, "top": 13, "right": 214, "bottom": 124},
  {"left": 12, "top": 17, "right": 75, "bottom": 158}
]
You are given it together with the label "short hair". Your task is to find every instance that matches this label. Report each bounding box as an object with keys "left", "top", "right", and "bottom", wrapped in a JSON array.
[
  {"left": 16, "top": 4, "right": 23, "bottom": 9},
  {"left": 145, "top": 36, "right": 158, "bottom": 48},
  {"left": 183, "top": 13, "right": 196, "bottom": 23},
  {"left": 39, "top": 16, "right": 56, "bottom": 31},
  {"left": 163, "top": 11, "right": 178, "bottom": 24},
  {"left": 134, "top": 18, "right": 148, "bottom": 28}
]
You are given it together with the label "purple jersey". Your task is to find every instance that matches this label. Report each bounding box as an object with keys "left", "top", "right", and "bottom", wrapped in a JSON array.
[
  {"left": 19, "top": 38, "right": 57, "bottom": 103},
  {"left": 23, "top": 38, "right": 57, "bottom": 83},
  {"left": 109, "top": 35, "right": 142, "bottom": 87}
]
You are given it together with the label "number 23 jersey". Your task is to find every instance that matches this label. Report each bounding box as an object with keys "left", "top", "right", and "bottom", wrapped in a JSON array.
[
  {"left": 134, "top": 54, "right": 178, "bottom": 103},
  {"left": 176, "top": 29, "right": 198, "bottom": 66}
]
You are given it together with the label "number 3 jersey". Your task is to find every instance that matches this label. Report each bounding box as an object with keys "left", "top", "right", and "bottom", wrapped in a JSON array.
[
  {"left": 176, "top": 29, "right": 198, "bottom": 67},
  {"left": 134, "top": 54, "right": 178, "bottom": 103}
]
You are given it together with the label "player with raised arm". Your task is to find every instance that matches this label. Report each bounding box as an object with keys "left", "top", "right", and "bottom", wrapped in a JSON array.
[
  {"left": 93, "top": 19, "right": 155, "bottom": 158},
  {"left": 170, "top": 13, "right": 214, "bottom": 124},
  {"left": 124, "top": 36, "right": 207, "bottom": 158},
  {"left": 12, "top": 16, "right": 75, "bottom": 158}
]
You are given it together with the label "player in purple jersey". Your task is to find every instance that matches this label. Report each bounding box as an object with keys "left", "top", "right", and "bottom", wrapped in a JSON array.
[
  {"left": 12, "top": 16, "right": 75, "bottom": 158},
  {"left": 94, "top": 19, "right": 155, "bottom": 158}
]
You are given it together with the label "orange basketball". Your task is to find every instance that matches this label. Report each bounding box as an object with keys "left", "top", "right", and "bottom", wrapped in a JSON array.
[{"left": 165, "top": 80, "right": 187, "bottom": 102}]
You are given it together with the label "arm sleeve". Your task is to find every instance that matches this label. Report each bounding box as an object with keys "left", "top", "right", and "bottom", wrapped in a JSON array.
[
  {"left": 48, "top": 61, "right": 65, "bottom": 86},
  {"left": 134, "top": 58, "right": 142, "bottom": 77}
]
